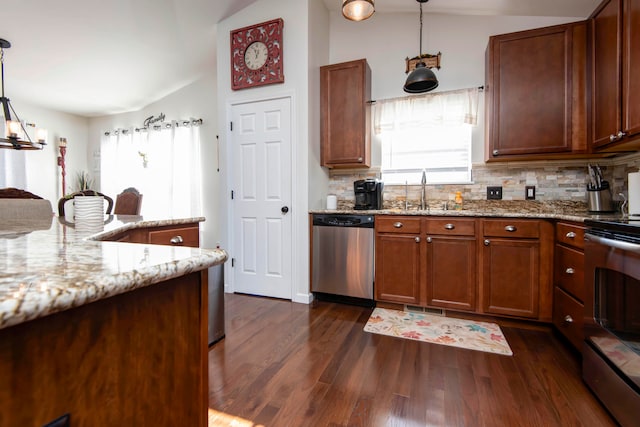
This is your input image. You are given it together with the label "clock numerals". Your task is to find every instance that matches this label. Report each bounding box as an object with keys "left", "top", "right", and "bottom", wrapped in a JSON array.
[{"left": 245, "top": 41, "right": 268, "bottom": 70}]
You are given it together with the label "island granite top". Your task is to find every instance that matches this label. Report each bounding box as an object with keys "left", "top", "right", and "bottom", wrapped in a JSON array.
[{"left": 0, "top": 215, "right": 227, "bottom": 330}]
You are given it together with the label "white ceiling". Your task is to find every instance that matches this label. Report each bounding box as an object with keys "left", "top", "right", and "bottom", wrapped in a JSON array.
[{"left": 2, "top": 0, "right": 599, "bottom": 118}]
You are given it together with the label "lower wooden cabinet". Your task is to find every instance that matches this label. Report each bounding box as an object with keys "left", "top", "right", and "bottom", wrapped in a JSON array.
[
  {"left": 374, "top": 215, "right": 554, "bottom": 322},
  {"left": 105, "top": 222, "right": 200, "bottom": 247},
  {"left": 375, "top": 217, "right": 422, "bottom": 304},
  {"left": 553, "top": 286, "right": 585, "bottom": 349}
]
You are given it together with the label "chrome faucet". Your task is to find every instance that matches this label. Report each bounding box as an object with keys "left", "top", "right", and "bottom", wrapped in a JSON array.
[{"left": 420, "top": 169, "right": 427, "bottom": 210}]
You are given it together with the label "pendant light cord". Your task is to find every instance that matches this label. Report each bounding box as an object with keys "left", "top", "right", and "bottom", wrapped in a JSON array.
[
  {"left": 419, "top": 2, "right": 423, "bottom": 57},
  {"left": 1, "top": 46, "right": 4, "bottom": 98}
]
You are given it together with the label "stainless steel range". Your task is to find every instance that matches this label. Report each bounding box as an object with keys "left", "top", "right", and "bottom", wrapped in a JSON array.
[{"left": 584, "top": 218, "right": 640, "bottom": 427}]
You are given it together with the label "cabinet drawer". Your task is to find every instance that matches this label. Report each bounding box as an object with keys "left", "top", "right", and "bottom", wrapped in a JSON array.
[
  {"left": 556, "top": 222, "right": 585, "bottom": 250},
  {"left": 376, "top": 216, "right": 421, "bottom": 234},
  {"left": 148, "top": 226, "right": 199, "bottom": 247},
  {"left": 483, "top": 219, "right": 539, "bottom": 238},
  {"left": 553, "top": 286, "right": 584, "bottom": 350},
  {"left": 554, "top": 245, "right": 585, "bottom": 302},
  {"left": 425, "top": 218, "right": 476, "bottom": 236}
]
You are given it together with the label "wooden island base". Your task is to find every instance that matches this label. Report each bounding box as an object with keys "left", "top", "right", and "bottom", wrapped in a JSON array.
[{"left": 0, "top": 271, "right": 208, "bottom": 427}]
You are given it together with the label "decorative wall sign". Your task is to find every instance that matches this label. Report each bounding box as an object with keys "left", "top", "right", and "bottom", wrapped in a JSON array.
[
  {"left": 230, "top": 18, "right": 284, "bottom": 90},
  {"left": 143, "top": 113, "right": 166, "bottom": 128},
  {"left": 405, "top": 52, "right": 442, "bottom": 73}
]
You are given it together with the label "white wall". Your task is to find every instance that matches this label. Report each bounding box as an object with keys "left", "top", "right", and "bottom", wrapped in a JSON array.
[
  {"left": 87, "top": 75, "right": 221, "bottom": 248},
  {"left": 217, "top": 0, "right": 316, "bottom": 303},
  {"left": 328, "top": 12, "right": 582, "bottom": 164},
  {"left": 9, "top": 98, "right": 89, "bottom": 204}
]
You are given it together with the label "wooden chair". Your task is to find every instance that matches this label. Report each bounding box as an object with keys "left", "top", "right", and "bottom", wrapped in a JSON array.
[
  {"left": 58, "top": 190, "right": 114, "bottom": 217},
  {"left": 113, "top": 187, "right": 143, "bottom": 215},
  {"left": 0, "top": 188, "right": 43, "bottom": 199}
]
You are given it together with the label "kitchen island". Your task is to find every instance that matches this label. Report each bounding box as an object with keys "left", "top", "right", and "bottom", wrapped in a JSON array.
[{"left": 0, "top": 215, "right": 227, "bottom": 427}]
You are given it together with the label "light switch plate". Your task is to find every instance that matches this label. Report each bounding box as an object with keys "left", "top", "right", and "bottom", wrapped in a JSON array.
[{"left": 525, "top": 185, "right": 536, "bottom": 200}]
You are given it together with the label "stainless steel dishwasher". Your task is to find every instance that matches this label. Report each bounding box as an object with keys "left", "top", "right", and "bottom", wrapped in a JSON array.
[{"left": 311, "top": 214, "right": 375, "bottom": 305}]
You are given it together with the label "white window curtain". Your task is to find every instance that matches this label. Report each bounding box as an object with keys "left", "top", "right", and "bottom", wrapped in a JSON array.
[
  {"left": 101, "top": 122, "right": 202, "bottom": 218},
  {"left": 374, "top": 87, "right": 480, "bottom": 185},
  {"left": 0, "top": 149, "right": 27, "bottom": 189}
]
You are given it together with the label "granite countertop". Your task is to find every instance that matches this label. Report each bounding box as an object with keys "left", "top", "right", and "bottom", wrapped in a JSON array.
[
  {"left": 0, "top": 215, "right": 227, "bottom": 330},
  {"left": 310, "top": 200, "right": 622, "bottom": 223}
]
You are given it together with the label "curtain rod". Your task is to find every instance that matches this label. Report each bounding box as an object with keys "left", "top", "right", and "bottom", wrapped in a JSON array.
[
  {"left": 369, "top": 86, "right": 484, "bottom": 105},
  {"left": 104, "top": 118, "right": 203, "bottom": 137}
]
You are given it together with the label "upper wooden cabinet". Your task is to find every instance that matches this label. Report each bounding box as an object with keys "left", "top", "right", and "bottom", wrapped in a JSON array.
[
  {"left": 590, "top": 0, "right": 640, "bottom": 151},
  {"left": 320, "top": 59, "right": 371, "bottom": 168},
  {"left": 485, "top": 22, "right": 588, "bottom": 161}
]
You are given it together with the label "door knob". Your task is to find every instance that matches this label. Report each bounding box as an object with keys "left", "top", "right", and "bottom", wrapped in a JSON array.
[{"left": 281, "top": 206, "right": 289, "bottom": 214}]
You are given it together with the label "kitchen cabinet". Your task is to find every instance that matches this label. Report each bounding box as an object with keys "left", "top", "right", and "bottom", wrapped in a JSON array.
[
  {"left": 106, "top": 223, "right": 200, "bottom": 247},
  {"left": 375, "top": 216, "right": 422, "bottom": 304},
  {"left": 320, "top": 59, "right": 371, "bottom": 168},
  {"left": 425, "top": 218, "right": 477, "bottom": 311},
  {"left": 552, "top": 222, "right": 586, "bottom": 350},
  {"left": 481, "top": 219, "right": 554, "bottom": 320},
  {"left": 485, "top": 22, "right": 588, "bottom": 161},
  {"left": 590, "top": 0, "right": 640, "bottom": 151}
]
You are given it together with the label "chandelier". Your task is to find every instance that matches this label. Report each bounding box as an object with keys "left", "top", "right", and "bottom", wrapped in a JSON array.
[{"left": 1, "top": 38, "right": 47, "bottom": 150}]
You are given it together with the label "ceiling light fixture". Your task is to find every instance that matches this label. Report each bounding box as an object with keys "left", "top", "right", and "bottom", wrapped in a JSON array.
[
  {"left": 403, "top": 0, "right": 439, "bottom": 93},
  {"left": 0, "top": 38, "right": 47, "bottom": 150},
  {"left": 342, "top": 0, "right": 375, "bottom": 22}
]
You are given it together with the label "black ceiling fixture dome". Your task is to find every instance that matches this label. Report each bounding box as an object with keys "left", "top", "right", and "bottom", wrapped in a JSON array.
[{"left": 403, "top": 0, "right": 439, "bottom": 94}]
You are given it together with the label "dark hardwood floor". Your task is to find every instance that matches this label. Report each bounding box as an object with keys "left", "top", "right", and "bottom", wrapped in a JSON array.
[{"left": 208, "top": 294, "right": 616, "bottom": 427}]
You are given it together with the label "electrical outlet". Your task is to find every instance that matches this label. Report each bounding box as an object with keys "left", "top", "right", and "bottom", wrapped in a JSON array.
[
  {"left": 487, "top": 186, "right": 503, "bottom": 200},
  {"left": 525, "top": 185, "right": 536, "bottom": 200}
]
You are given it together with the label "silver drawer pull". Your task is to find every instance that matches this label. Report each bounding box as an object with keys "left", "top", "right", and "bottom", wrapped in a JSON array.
[
  {"left": 564, "top": 315, "right": 573, "bottom": 324},
  {"left": 415, "top": 237, "right": 421, "bottom": 243},
  {"left": 566, "top": 231, "right": 576, "bottom": 239},
  {"left": 565, "top": 267, "right": 575, "bottom": 275},
  {"left": 170, "top": 235, "right": 184, "bottom": 244},
  {"left": 444, "top": 223, "right": 455, "bottom": 230},
  {"left": 504, "top": 225, "right": 517, "bottom": 232},
  {"left": 484, "top": 239, "right": 490, "bottom": 246},
  {"left": 393, "top": 222, "right": 403, "bottom": 228},
  {"left": 426, "top": 237, "right": 432, "bottom": 243}
]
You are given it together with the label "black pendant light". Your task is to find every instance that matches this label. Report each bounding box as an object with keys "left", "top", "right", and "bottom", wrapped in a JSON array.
[{"left": 404, "top": 0, "right": 438, "bottom": 93}]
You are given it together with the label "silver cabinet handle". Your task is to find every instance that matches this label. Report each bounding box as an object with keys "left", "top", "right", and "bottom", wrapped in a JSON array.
[
  {"left": 610, "top": 134, "right": 617, "bottom": 142},
  {"left": 426, "top": 237, "right": 432, "bottom": 243},
  {"left": 393, "top": 222, "right": 403, "bottom": 228},
  {"left": 566, "top": 231, "right": 576, "bottom": 239},
  {"left": 170, "top": 235, "right": 184, "bottom": 244},
  {"left": 492, "top": 149, "right": 499, "bottom": 156},
  {"left": 564, "top": 315, "right": 573, "bottom": 324},
  {"left": 617, "top": 131, "right": 626, "bottom": 139},
  {"left": 444, "top": 223, "right": 455, "bottom": 230},
  {"left": 484, "top": 239, "right": 490, "bottom": 246},
  {"left": 504, "top": 225, "right": 517, "bottom": 232},
  {"left": 565, "top": 267, "right": 575, "bottom": 274},
  {"left": 357, "top": 157, "right": 363, "bottom": 162},
  {"left": 415, "top": 237, "right": 421, "bottom": 243}
]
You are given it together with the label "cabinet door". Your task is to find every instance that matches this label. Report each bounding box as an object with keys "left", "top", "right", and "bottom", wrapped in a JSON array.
[
  {"left": 623, "top": 0, "right": 640, "bottom": 139},
  {"left": 375, "top": 233, "right": 421, "bottom": 304},
  {"left": 486, "top": 23, "right": 586, "bottom": 159},
  {"left": 482, "top": 238, "right": 540, "bottom": 318},
  {"left": 591, "top": 0, "right": 623, "bottom": 148},
  {"left": 320, "top": 59, "right": 371, "bottom": 168},
  {"left": 426, "top": 235, "right": 476, "bottom": 311}
]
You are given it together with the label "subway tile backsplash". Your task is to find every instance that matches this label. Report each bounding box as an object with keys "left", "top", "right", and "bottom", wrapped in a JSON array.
[{"left": 327, "top": 155, "right": 640, "bottom": 209}]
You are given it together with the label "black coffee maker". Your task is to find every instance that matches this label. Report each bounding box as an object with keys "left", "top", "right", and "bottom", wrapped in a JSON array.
[{"left": 354, "top": 179, "right": 383, "bottom": 210}]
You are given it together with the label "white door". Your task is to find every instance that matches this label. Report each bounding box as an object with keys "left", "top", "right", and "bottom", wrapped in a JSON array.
[{"left": 231, "top": 97, "right": 292, "bottom": 299}]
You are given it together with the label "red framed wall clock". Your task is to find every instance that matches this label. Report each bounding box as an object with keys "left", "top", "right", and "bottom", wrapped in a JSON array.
[{"left": 230, "top": 18, "right": 284, "bottom": 90}]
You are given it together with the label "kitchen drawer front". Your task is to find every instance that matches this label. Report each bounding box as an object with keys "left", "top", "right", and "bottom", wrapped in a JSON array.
[
  {"left": 482, "top": 219, "right": 539, "bottom": 238},
  {"left": 554, "top": 244, "right": 585, "bottom": 302},
  {"left": 148, "top": 226, "right": 200, "bottom": 247},
  {"left": 376, "top": 216, "right": 422, "bottom": 234},
  {"left": 556, "top": 222, "right": 585, "bottom": 250},
  {"left": 425, "top": 218, "right": 476, "bottom": 236},
  {"left": 553, "top": 286, "right": 584, "bottom": 350}
]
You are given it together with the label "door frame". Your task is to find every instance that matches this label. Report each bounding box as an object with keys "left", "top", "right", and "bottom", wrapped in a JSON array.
[{"left": 225, "top": 93, "right": 297, "bottom": 299}]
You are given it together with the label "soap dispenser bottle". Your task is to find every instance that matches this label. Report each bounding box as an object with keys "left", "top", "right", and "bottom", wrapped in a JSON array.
[{"left": 454, "top": 191, "right": 463, "bottom": 210}]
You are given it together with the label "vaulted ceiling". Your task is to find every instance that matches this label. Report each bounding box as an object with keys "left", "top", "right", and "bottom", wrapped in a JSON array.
[{"left": 2, "top": 0, "right": 599, "bottom": 118}]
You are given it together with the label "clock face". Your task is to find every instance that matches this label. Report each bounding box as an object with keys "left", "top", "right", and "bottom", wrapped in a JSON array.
[
  {"left": 230, "top": 18, "right": 284, "bottom": 90},
  {"left": 244, "top": 41, "right": 268, "bottom": 70}
]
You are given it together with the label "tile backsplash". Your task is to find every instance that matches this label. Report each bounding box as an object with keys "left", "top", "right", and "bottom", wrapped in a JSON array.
[{"left": 327, "top": 154, "right": 640, "bottom": 209}]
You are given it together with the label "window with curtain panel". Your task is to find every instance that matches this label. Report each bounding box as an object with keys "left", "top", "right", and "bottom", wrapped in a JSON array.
[
  {"left": 101, "top": 121, "right": 202, "bottom": 218},
  {"left": 374, "top": 87, "right": 480, "bottom": 185}
]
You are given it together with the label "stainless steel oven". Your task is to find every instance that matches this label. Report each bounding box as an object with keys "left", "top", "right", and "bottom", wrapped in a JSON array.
[{"left": 584, "top": 219, "right": 640, "bottom": 427}]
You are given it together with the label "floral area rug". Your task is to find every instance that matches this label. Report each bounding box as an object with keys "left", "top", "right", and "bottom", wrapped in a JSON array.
[{"left": 364, "top": 307, "right": 513, "bottom": 356}]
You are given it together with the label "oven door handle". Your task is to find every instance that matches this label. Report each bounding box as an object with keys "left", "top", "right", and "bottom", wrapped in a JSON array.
[{"left": 586, "top": 233, "right": 640, "bottom": 253}]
